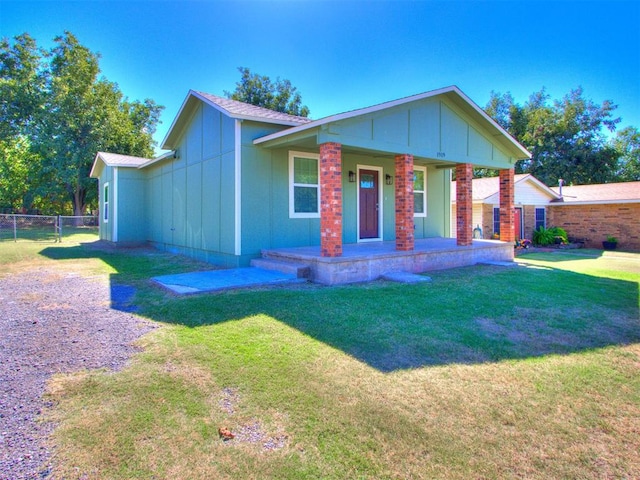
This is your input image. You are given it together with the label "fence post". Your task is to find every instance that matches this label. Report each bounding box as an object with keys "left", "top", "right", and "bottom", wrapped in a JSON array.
[
  {"left": 57, "top": 215, "right": 62, "bottom": 243},
  {"left": 13, "top": 214, "right": 17, "bottom": 242}
]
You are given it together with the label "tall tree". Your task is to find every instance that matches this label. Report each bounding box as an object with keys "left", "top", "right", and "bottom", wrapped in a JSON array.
[
  {"left": 612, "top": 126, "right": 640, "bottom": 181},
  {"left": 485, "top": 87, "right": 621, "bottom": 186},
  {"left": 225, "top": 67, "right": 310, "bottom": 117},
  {"left": 0, "top": 33, "right": 46, "bottom": 140},
  {"left": 0, "top": 31, "right": 163, "bottom": 215}
]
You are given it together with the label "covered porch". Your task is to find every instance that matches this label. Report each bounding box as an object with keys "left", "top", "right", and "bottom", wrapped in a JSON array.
[
  {"left": 252, "top": 86, "right": 531, "bottom": 284},
  {"left": 255, "top": 237, "right": 513, "bottom": 285}
]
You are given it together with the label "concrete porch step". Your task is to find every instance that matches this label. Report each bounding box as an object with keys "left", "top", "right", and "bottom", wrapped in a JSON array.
[{"left": 250, "top": 257, "right": 311, "bottom": 278}]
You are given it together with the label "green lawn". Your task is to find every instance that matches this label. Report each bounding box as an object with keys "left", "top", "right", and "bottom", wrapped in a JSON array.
[{"left": 6, "top": 237, "right": 639, "bottom": 479}]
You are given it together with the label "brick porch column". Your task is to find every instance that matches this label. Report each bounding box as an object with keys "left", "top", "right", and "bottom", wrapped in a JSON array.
[
  {"left": 395, "top": 153, "right": 414, "bottom": 251},
  {"left": 320, "top": 142, "right": 342, "bottom": 257},
  {"left": 499, "top": 168, "right": 515, "bottom": 243},
  {"left": 455, "top": 163, "right": 473, "bottom": 246}
]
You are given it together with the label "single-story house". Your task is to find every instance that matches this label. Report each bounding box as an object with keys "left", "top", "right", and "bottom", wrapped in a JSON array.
[
  {"left": 451, "top": 174, "right": 561, "bottom": 240},
  {"left": 90, "top": 86, "right": 531, "bottom": 284},
  {"left": 548, "top": 181, "right": 640, "bottom": 250}
]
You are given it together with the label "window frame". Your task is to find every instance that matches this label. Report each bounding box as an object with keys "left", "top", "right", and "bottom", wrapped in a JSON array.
[
  {"left": 535, "top": 207, "right": 546, "bottom": 231},
  {"left": 493, "top": 207, "right": 500, "bottom": 236},
  {"left": 103, "top": 182, "right": 109, "bottom": 223},
  {"left": 289, "top": 151, "right": 321, "bottom": 219},
  {"left": 413, "top": 166, "right": 427, "bottom": 218}
]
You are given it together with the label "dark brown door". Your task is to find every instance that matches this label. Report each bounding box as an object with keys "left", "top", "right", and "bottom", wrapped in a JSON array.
[{"left": 359, "top": 169, "right": 379, "bottom": 239}]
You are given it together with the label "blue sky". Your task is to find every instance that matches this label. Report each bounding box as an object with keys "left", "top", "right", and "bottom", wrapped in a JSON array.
[{"left": 2, "top": 0, "right": 639, "bottom": 154}]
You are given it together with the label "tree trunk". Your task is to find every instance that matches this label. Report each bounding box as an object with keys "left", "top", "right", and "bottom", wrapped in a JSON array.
[{"left": 72, "top": 186, "right": 86, "bottom": 225}]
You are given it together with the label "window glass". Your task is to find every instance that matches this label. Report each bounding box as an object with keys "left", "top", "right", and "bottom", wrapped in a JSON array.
[
  {"left": 414, "top": 192, "right": 425, "bottom": 214},
  {"left": 294, "top": 157, "right": 318, "bottom": 185},
  {"left": 413, "top": 168, "right": 427, "bottom": 216},
  {"left": 294, "top": 186, "right": 318, "bottom": 213},
  {"left": 103, "top": 183, "right": 109, "bottom": 222},
  {"left": 289, "top": 152, "right": 320, "bottom": 218},
  {"left": 360, "top": 174, "right": 374, "bottom": 189},
  {"left": 535, "top": 208, "right": 546, "bottom": 230}
]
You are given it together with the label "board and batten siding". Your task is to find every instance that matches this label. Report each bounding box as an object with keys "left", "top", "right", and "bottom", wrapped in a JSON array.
[
  {"left": 332, "top": 98, "right": 514, "bottom": 169},
  {"left": 144, "top": 102, "right": 239, "bottom": 266}
]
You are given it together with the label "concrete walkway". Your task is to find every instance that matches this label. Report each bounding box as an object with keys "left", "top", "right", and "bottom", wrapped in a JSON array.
[{"left": 152, "top": 267, "right": 305, "bottom": 294}]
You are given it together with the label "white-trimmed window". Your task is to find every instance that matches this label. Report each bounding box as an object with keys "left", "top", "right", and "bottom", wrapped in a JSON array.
[
  {"left": 289, "top": 151, "right": 321, "bottom": 218},
  {"left": 103, "top": 182, "right": 109, "bottom": 223},
  {"left": 413, "top": 166, "right": 427, "bottom": 217}
]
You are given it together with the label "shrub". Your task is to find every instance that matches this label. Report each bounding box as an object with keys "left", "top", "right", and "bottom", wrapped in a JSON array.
[{"left": 533, "top": 226, "right": 568, "bottom": 246}]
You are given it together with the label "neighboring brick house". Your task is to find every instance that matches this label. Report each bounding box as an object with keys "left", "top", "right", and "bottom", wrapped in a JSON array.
[
  {"left": 451, "top": 174, "right": 560, "bottom": 240},
  {"left": 548, "top": 181, "right": 640, "bottom": 251}
]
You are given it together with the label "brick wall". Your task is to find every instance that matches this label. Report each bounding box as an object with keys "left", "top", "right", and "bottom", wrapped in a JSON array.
[
  {"left": 455, "top": 163, "right": 473, "bottom": 246},
  {"left": 499, "top": 169, "right": 515, "bottom": 243},
  {"left": 548, "top": 203, "right": 640, "bottom": 251},
  {"left": 395, "top": 154, "right": 414, "bottom": 251},
  {"left": 320, "top": 142, "right": 342, "bottom": 257}
]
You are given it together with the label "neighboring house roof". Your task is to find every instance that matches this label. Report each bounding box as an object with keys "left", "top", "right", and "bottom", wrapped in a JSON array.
[
  {"left": 550, "top": 181, "right": 640, "bottom": 205},
  {"left": 254, "top": 85, "right": 532, "bottom": 161},
  {"left": 451, "top": 174, "right": 561, "bottom": 202},
  {"left": 162, "top": 90, "right": 312, "bottom": 149}
]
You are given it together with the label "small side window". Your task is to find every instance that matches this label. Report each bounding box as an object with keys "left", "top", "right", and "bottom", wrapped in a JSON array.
[{"left": 103, "top": 183, "right": 109, "bottom": 223}]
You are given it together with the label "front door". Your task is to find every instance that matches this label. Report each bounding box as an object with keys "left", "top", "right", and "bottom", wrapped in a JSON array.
[
  {"left": 514, "top": 207, "right": 523, "bottom": 240},
  {"left": 359, "top": 169, "right": 379, "bottom": 239}
]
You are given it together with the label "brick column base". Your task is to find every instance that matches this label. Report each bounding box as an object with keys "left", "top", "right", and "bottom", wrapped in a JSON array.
[
  {"left": 456, "top": 163, "right": 473, "bottom": 246},
  {"left": 499, "top": 168, "right": 515, "bottom": 243},
  {"left": 395, "top": 154, "right": 414, "bottom": 251},
  {"left": 320, "top": 142, "right": 342, "bottom": 257}
]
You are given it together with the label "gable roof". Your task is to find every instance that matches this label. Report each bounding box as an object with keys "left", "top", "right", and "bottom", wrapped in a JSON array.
[
  {"left": 551, "top": 181, "right": 640, "bottom": 204},
  {"left": 162, "top": 90, "right": 312, "bottom": 149},
  {"left": 254, "top": 85, "right": 531, "bottom": 161},
  {"left": 451, "top": 174, "right": 561, "bottom": 202},
  {"left": 90, "top": 151, "right": 152, "bottom": 177}
]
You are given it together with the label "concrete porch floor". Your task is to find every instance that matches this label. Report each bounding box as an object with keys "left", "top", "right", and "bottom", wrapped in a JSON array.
[{"left": 260, "top": 237, "right": 514, "bottom": 285}]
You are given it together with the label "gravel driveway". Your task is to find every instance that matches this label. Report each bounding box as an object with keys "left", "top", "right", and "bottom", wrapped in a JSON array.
[{"left": 0, "top": 266, "right": 156, "bottom": 480}]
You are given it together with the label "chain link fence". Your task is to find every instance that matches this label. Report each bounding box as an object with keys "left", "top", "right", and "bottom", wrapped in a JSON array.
[{"left": 0, "top": 214, "right": 99, "bottom": 242}]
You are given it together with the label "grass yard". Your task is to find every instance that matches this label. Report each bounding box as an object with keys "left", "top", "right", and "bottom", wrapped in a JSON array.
[{"left": 4, "top": 237, "right": 639, "bottom": 479}]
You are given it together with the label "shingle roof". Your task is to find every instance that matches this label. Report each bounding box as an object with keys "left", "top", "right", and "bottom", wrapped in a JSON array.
[
  {"left": 94, "top": 152, "right": 151, "bottom": 167},
  {"left": 193, "top": 91, "right": 312, "bottom": 126},
  {"left": 551, "top": 181, "right": 640, "bottom": 204}
]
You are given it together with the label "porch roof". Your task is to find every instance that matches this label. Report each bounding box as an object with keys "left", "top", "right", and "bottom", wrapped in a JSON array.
[{"left": 253, "top": 86, "right": 531, "bottom": 168}]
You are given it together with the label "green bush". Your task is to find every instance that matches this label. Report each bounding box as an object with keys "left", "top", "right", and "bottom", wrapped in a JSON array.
[{"left": 533, "top": 226, "right": 569, "bottom": 246}]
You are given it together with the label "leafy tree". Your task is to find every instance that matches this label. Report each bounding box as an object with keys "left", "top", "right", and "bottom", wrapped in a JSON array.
[
  {"left": 0, "top": 31, "right": 163, "bottom": 215},
  {"left": 484, "top": 87, "right": 621, "bottom": 186},
  {"left": 0, "top": 137, "right": 38, "bottom": 211},
  {"left": 225, "top": 67, "right": 310, "bottom": 117},
  {"left": 0, "top": 33, "right": 46, "bottom": 140},
  {"left": 612, "top": 126, "right": 640, "bottom": 181}
]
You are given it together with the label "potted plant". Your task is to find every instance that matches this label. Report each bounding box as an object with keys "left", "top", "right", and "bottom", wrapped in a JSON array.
[{"left": 602, "top": 235, "right": 618, "bottom": 250}]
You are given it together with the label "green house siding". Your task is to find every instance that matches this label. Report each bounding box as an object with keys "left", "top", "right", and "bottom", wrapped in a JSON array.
[
  {"left": 317, "top": 98, "right": 516, "bottom": 169},
  {"left": 144, "top": 103, "right": 241, "bottom": 265},
  {"left": 92, "top": 87, "right": 528, "bottom": 268},
  {"left": 116, "top": 168, "right": 146, "bottom": 243}
]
